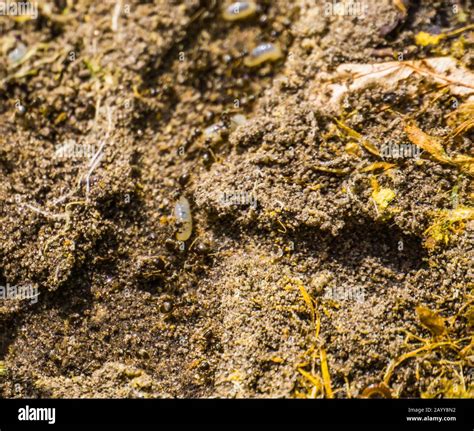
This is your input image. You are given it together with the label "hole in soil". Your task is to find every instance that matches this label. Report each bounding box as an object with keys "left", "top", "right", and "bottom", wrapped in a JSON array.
[
  {"left": 293, "top": 217, "right": 427, "bottom": 274},
  {"left": 326, "top": 219, "right": 427, "bottom": 273}
]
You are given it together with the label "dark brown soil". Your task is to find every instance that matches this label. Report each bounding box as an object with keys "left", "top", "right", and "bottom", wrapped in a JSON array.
[{"left": 0, "top": 0, "right": 472, "bottom": 398}]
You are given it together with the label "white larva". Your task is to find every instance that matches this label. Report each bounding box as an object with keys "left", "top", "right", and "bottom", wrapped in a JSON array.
[
  {"left": 8, "top": 42, "right": 27, "bottom": 64},
  {"left": 244, "top": 42, "right": 282, "bottom": 67},
  {"left": 222, "top": 1, "right": 257, "bottom": 21},
  {"left": 230, "top": 114, "right": 247, "bottom": 128},
  {"left": 174, "top": 196, "right": 193, "bottom": 241},
  {"left": 204, "top": 122, "right": 225, "bottom": 142}
]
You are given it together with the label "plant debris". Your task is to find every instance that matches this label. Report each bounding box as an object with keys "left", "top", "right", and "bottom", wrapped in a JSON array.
[{"left": 0, "top": 0, "right": 472, "bottom": 401}]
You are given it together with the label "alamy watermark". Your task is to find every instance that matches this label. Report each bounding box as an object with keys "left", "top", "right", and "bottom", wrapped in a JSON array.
[
  {"left": 381, "top": 143, "right": 421, "bottom": 159},
  {"left": 55, "top": 139, "right": 98, "bottom": 160},
  {"left": 0, "top": 283, "right": 39, "bottom": 304},
  {"left": 324, "top": 285, "right": 365, "bottom": 303},
  {"left": 220, "top": 190, "right": 258, "bottom": 209},
  {"left": 0, "top": 1, "right": 38, "bottom": 19},
  {"left": 18, "top": 406, "right": 55, "bottom": 425},
  {"left": 323, "top": 1, "right": 369, "bottom": 17}
]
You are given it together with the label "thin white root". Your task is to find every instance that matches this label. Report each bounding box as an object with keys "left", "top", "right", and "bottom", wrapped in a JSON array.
[
  {"left": 111, "top": 0, "right": 122, "bottom": 32},
  {"left": 84, "top": 105, "right": 114, "bottom": 200},
  {"left": 22, "top": 203, "right": 67, "bottom": 219}
]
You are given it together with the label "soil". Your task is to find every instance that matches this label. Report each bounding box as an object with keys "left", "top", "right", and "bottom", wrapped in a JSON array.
[{"left": 0, "top": 0, "right": 473, "bottom": 398}]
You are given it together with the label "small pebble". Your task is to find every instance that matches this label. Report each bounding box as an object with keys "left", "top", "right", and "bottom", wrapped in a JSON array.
[
  {"left": 178, "top": 173, "right": 190, "bottom": 186},
  {"left": 15, "top": 104, "right": 27, "bottom": 116},
  {"left": 165, "top": 238, "right": 177, "bottom": 251},
  {"left": 160, "top": 301, "right": 173, "bottom": 313},
  {"left": 200, "top": 361, "right": 210, "bottom": 371},
  {"left": 202, "top": 152, "right": 212, "bottom": 166},
  {"left": 196, "top": 242, "right": 210, "bottom": 255},
  {"left": 204, "top": 111, "right": 215, "bottom": 122}
]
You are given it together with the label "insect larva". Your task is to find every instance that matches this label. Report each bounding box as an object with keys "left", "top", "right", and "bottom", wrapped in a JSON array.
[
  {"left": 244, "top": 42, "right": 282, "bottom": 67},
  {"left": 230, "top": 114, "right": 247, "bottom": 129},
  {"left": 222, "top": 1, "right": 257, "bottom": 21},
  {"left": 174, "top": 196, "right": 193, "bottom": 241},
  {"left": 204, "top": 122, "right": 226, "bottom": 143},
  {"left": 8, "top": 42, "right": 27, "bottom": 64}
]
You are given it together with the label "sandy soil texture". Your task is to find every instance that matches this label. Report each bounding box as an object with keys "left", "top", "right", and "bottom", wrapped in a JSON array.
[{"left": 0, "top": 0, "right": 473, "bottom": 398}]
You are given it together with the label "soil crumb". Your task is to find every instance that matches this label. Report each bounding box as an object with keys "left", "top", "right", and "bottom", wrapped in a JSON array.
[{"left": 0, "top": 0, "right": 473, "bottom": 398}]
